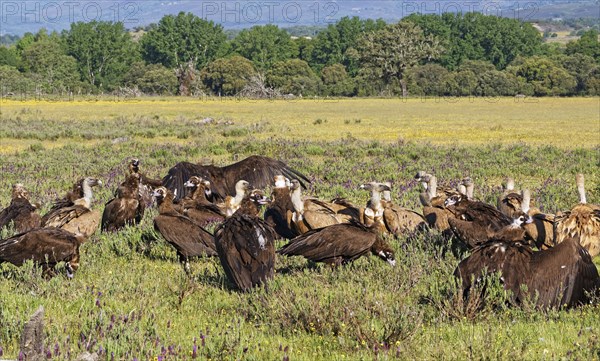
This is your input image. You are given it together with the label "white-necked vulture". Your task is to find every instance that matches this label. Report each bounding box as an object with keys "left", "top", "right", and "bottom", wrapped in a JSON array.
[
  {"left": 289, "top": 179, "right": 340, "bottom": 234},
  {"left": 0, "top": 184, "right": 41, "bottom": 234},
  {"left": 555, "top": 173, "right": 600, "bottom": 256},
  {"left": 42, "top": 177, "right": 102, "bottom": 238},
  {"left": 101, "top": 174, "right": 143, "bottom": 232},
  {"left": 153, "top": 187, "right": 217, "bottom": 273},
  {"left": 419, "top": 176, "right": 458, "bottom": 237},
  {"left": 0, "top": 227, "right": 85, "bottom": 278},
  {"left": 162, "top": 155, "right": 310, "bottom": 201},
  {"left": 214, "top": 188, "right": 277, "bottom": 292},
  {"left": 278, "top": 220, "right": 396, "bottom": 267}
]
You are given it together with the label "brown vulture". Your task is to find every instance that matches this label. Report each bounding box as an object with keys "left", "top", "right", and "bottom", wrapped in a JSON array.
[
  {"left": 127, "top": 158, "right": 162, "bottom": 207},
  {"left": 0, "top": 227, "right": 85, "bottom": 278},
  {"left": 289, "top": 179, "right": 341, "bottom": 234},
  {"left": 153, "top": 187, "right": 217, "bottom": 273},
  {"left": 162, "top": 155, "right": 310, "bottom": 201},
  {"left": 264, "top": 175, "right": 297, "bottom": 240},
  {"left": 419, "top": 175, "right": 458, "bottom": 237},
  {"left": 101, "top": 174, "right": 143, "bottom": 232},
  {"left": 214, "top": 188, "right": 277, "bottom": 292},
  {"left": 45, "top": 178, "right": 85, "bottom": 216},
  {"left": 455, "top": 224, "right": 600, "bottom": 309},
  {"left": 278, "top": 220, "right": 396, "bottom": 267},
  {"left": 41, "top": 177, "right": 102, "bottom": 238},
  {"left": 179, "top": 176, "right": 225, "bottom": 226},
  {"left": 555, "top": 173, "right": 600, "bottom": 256},
  {"left": 0, "top": 184, "right": 41, "bottom": 234},
  {"left": 445, "top": 194, "right": 515, "bottom": 249}
]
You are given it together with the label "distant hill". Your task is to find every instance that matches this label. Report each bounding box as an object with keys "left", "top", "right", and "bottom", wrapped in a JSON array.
[{"left": 2, "top": 0, "right": 598, "bottom": 35}]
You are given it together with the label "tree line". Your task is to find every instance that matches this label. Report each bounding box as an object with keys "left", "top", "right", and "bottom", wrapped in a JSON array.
[{"left": 0, "top": 12, "right": 598, "bottom": 98}]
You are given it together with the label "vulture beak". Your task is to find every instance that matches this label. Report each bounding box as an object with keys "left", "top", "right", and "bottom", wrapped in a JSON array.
[
  {"left": 66, "top": 263, "right": 74, "bottom": 279},
  {"left": 184, "top": 180, "right": 195, "bottom": 188},
  {"left": 525, "top": 216, "right": 533, "bottom": 224},
  {"left": 444, "top": 196, "right": 459, "bottom": 207},
  {"left": 256, "top": 196, "right": 271, "bottom": 205}
]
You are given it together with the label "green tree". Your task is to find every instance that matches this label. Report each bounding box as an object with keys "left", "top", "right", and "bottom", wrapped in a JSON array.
[
  {"left": 140, "top": 12, "right": 227, "bottom": 70},
  {"left": 0, "top": 65, "right": 34, "bottom": 94},
  {"left": 231, "top": 25, "right": 297, "bottom": 70},
  {"left": 0, "top": 47, "right": 20, "bottom": 67},
  {"left": 123, "top": 62, "right": 178, "bottom": 95},
  {"left": 21, "top": 37, "right": 79, "bottom": 92},
  {"left": 320, "top": 63, "right": 355, "bottom": 96},
  {"left": 66, "top": 21, "right": 139, "bottom": 91},
  {"left": 559, "top": 53, "right": 599, "bottom": 94},
  {"left": 357, "top": 22, "right": 442, "bottom": 96},
  {"left": 200, "top": 56, "right": 256, "bottom": 96},
  {"left": 310, "top": 16, "right": 386, "bottom": 75},
  {"left": 566, "top": 30, "right": 600, "bottom": 62},
  {"left": 406, "top": 63, "right": 449, "bottom": 96},
  {"left": 267, "top": 59, "right": 321, "bottom": 96},
  {"left": 405, "top": 13, "right": 541, "bottom": 70},
  {"left": 509, "top": 56, "right": 576, "bottom": 96}
]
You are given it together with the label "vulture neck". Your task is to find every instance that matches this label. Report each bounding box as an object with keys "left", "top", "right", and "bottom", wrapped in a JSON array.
[
  {"left": 237, "top": 197, "right": 260, "bottom": 217},
  {"left": 382, "top": 189, "right": 392, "bottom": 202},
  {"left": 75, "top": 180, "right": 94, "bottom": 209},
  {"left": 521, "top": 189, "right": 531, "bottom": 214},
  {"left": 465, "top": 183, "right": 474, "bottom": 200},
  {"left": 576, "top": 174, "right": 587, "bottom": 204},
  {"left": 191, "top": 185, "right": 208, "bottom": 201},
  {"left": 427, "top": 176, "right": 438, "bottom": 201},
  {"left": 290, "top": 187, "right": 304, "bottom": 214},
  {"left": 158, "top": 194, "right": 177, "bottom": 215},
  {"left": 369, "top": 190, "right": 384, "bottom": 211}
]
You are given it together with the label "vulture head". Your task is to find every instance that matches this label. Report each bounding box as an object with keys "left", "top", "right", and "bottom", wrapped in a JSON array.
[
  {"left": 510, "top": 213, "right": 533, "bottom": 228},
  {"left": 360, "top": 182, "right": 391, "bottom": 193},
  {"left": 290, "top": 179, "right": 301, "bottom": 190},
  {"left": 248, "top": 189, "right": 271, "bottom": 206},
  {"left": 11, "top": 183, "right": 29, "bottom": 199},
  {"left": 444, "top": 194, "right": 463, "bottom": 207},
  {"left": 502, "top": 177, "right": 516, "bottom": 192},
  {"left": 83, "top": 177, "right": 102, "bottom": 188},
  {"left": 153, "top": 187, "right": 174, "bottom": 205},
  {"left": 235, "top": 180, "right": 251, "bottom": 195},
  {"left": 372, "top": 237, "right": 396, "bottom": 267},
  {"left": 461, "top": 177, "right": 474, "bottom": 199},
  {"left": 184, "top": 176, "right": 203, "bottom": 190},
  {"left": 129, "top": 158, "right": 140, "bottom": 174},
  {"left": 274, "top": 175, "right": 288, "bottom": 188}
]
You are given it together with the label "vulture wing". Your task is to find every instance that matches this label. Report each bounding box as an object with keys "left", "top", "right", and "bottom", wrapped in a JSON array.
[
  {"left": 154, "top": 214, "right": 217, "bottom": 258},
  {"left": 215, "top": 214, "right": 276, "bottom": 291},
  {"left": 101, "top": 198, "right": 139, "bottom": 232},
  {"left": 527, "top": 237, "right": 600, "bottom": 308},
  {"left": 162, "top": 162, "right": 226, "bottom": 201},
  {"left": 221, "top": 155, "right": 310, "bottom": 196},
  {"left": 43, "top": 205, "right": 90, "bottom": 228},
  {"left": 278, "top": 222, "right": 376, "bottom": 264},
  {"left": 0, "top": 228, "right": 79, "bottom": 267}
]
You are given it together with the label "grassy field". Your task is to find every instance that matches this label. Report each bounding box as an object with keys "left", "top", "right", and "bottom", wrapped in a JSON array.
[{"left": 0, "top": 97, "right": 599, "bottom": 360}]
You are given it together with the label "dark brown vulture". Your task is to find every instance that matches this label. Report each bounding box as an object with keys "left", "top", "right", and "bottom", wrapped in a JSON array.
[
  {"left": 555, "top": 173, "right": 600, "bottom": 256},
  {"left": 0, "top": 227, "right": 85, "bottom": 278},
  {"left": 45, "top": 178, "right": 85, "bottom": 215},
  {"left": 0, "top": 184, "right": 41, "bottom": 234},
  {"left": 214, "top": 188, "right": 277, "bottom": 292},
  {"left": 497, "top": 177, "right": 524, "bottom": 219},
  {"left": 101, "top": 174, "right": 143, "bottom": 232},
  {"left": 455, "top": 227, "right": 600, "bottom": 309},
  {"left": 179, "top": 176, "right": 226, "bottom": 226},
  {"left": 264, "top": 175, "right": 297, "bottom": 240},
  {"left": 153, "top": 187, "right": 217, "bottom": 273},
  {"left": 162, "top": 155, "right": 310, "bottom": 201},
  {"left": 278, "top": 220, "right": 396, "bottom": 267},
  {"left": 41, "top": 177, "right": 102, "bottom": 238},
  {"left": 445, "top": 194, "right": 514, "bottom": 248}
]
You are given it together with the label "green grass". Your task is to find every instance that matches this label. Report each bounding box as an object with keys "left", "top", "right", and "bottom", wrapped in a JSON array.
[{"left": 0, "top": 97, "right": 599, "bottom": 360}]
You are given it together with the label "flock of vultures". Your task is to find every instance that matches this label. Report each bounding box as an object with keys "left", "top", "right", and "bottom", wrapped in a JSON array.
[{"left": 1, "top": 156, "right": 599, "bottom": 310}]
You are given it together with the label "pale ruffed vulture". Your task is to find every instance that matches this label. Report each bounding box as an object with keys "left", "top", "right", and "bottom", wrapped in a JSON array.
[
  {"left": 289, "top": 179, "right": 341, "bottom": 234},
  {"left": 278, "top": 220, "right": 396, "bottom": 267},
  {"left": 153, "top": 187, "right": 217, "bottom": 273},
  {"left": 456, "top": 224, "right": 600, "bottom": 309},
  {"left": 42, "top": 177, "right": 102, "bottom": 238},
  {"left": 162, "top": 155, "right": 310, "bottom": 201},
  {"left": 379, "top": 182, "right": 427, "bottom": 235},
  {"left": 0, "top": 184, "right": 41, "bottom": 234},
  {"left": 555, "top": 173, "right": 600, "bottom": 256},
  {"left": 214, "top": 188, "right": 277, "bottom": 292},
  {"left": 419, "top": 175, "right": 458, "bottom": 237},
  {"left": 0, "top": 227, "right": 85, "bottom": 278},
  {"left": 101, "top": 174, "right": 143, "bottom": 232}
]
